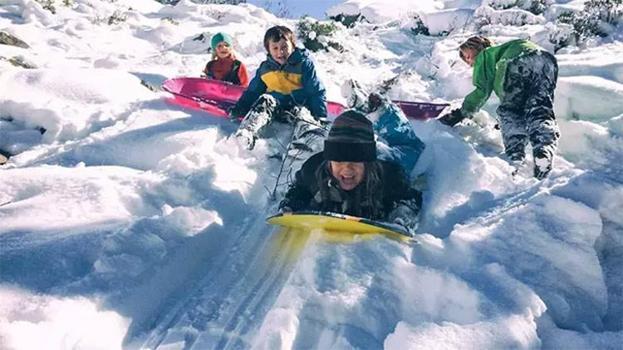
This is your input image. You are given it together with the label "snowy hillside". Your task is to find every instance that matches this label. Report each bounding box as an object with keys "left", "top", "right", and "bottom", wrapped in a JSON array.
[{"left": 1, "top": 0, "right": 622, "bottom": 349}]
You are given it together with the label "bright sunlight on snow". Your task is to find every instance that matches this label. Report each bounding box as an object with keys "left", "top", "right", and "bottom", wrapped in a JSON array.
[{"left": 1, "top": 0, "right": 622, "bottom": 349}]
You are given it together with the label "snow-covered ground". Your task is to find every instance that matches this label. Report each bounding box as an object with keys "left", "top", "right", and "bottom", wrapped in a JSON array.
[{"left": 1, "top": 0, "right": 622, "bottom": 349}]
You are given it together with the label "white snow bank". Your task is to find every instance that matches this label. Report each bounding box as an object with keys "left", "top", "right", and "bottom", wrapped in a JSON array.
[
  {"left": 0, "top": 119, "right": 43, "bottom": 155},
  {"left": 609, "top": 114, "right": 623, "bottom": 136},
  {"left": 0, "top": 286, "right": 128, "bottom": 350},
  {"left": 555, "top": 118, "right": 623, "bottom": 188},
  {"left": 559, "top": 57, "right": 623, "bottom": 85},
  {"left": 555, "top": 76, "right": 623, "bottom": 122},
  {"left": 0, "top": 165, "right": 162, "bottom": 235},
  {"left": 449, "top": 194, "right": 607, "bottom": 331},
  {"left": 327, "top": 0, "right": 444, "bottom": 23},
  {"left": 0, "top": 68, "right": 154, "bottom": 142},
  {"left": 414, "top": 122, "right": 514, "bottom": 232},
  {"left": 386, "top": 314, "right": 540, "bottom": 350},
  {"left": 421, "top": 9, "right": 474, "bottom": 36}
]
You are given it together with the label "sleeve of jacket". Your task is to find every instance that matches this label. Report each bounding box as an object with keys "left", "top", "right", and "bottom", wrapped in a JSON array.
[
  {"left": 237, "top": 62, "right": 250, "bottom": 87},
  {"left": 279, "top": 167, "right": 314, "bottom": 211},
  {"left": 383, "top": 162, "right": 423, "bottom": 219},
  {"left": 460, "top": 54, "right": 495, "bottom": 116},
  {"left": 301, "top": 57, "right": 328, "bottom": 119},
  {"left": 233, "top": 65, "right": 266, "bottom": 116}
]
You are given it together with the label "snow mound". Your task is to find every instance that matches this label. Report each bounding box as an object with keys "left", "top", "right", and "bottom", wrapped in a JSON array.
[
  {"left": 555, "top": 76, "right": 623, "bottom": 122},
  {"left": 0, "top": 68, "right": 154, "bottom": 141},
  {"left": 0, "top": 286, "right": 128, "bottom": 350}
]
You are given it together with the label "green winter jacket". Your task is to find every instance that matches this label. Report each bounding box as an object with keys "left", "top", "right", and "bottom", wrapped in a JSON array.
[{"left": 460, "top": 39, "right": 541, "bottom": 116}]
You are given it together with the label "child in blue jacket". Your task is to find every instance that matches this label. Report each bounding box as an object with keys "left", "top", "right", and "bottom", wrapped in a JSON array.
[
  {"left": 342, "top": 80, "right": 426, "bottom": 178},
  {"left": 230, "top": 26, "right": 328, "bottom": 150}
]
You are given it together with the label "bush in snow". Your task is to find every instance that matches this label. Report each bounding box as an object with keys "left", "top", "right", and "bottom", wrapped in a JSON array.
[
  {"left": 484, "top": 0, "right": 551, "bottom": 15},
  {"left": 155, "top": 0, "right": 246, "bottom": 4},
  {"left": 329, "top": 13, "right": 366, "bottom": 28},
  {"left": 553, "top": 0, "right": 623, "bottom": 48},
  {"left": 107, "top": 10, "right": 128, "bottom": 25},
  {"left": 8, "top": 56, "right": 37, "bottom": 69},
  {"left": 546, "top": 22, "right": 575, "bottom": 51},
  {"left": 34, "top": 0, "right": 74, "bottom": 14},
  {"left": 162, "top": 16, "right": 180, "bottom": 25},
  {"left": 0, "top": 32, "right": 29, "bottom": 49},
  {"left": 475, "top": 5, "right": 545, "bottom": 27},
  {"left": 296, "top": 17, "right": 344, "bottom": 53},
  {"left": 409, "top": 13, "right": 431, "bottom": 36}
]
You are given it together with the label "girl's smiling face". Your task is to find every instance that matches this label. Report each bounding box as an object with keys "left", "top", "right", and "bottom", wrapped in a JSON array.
[
  {"left": 215, "top": 42, "right": 232, "bottom": 59},
  {"left": 329, "top": 161, "right": 365, "bottom": 191}
]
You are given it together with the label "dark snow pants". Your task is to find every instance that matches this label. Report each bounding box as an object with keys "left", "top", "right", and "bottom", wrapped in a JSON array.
[
  {"left": 236, "top": 94, "right": 325, "bottom": 150},
  {"left": 497, "top": 51, "right": 560, "bottom": 169}
]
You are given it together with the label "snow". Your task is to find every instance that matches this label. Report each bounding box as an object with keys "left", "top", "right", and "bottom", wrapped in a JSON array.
[
  {"left": 327, "top": 0, "right": 445, "bottom": 23},
  {"left": 1, "top": 0, "right": 622, "bottom": 349},
  {"left": 0, "top": 286, "right": 129, "bottom": 350}
]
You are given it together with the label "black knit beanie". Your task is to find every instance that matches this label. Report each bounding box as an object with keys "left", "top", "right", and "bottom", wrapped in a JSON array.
[{"left": 323, "top": 110, "right": 376, "bottom": 162}]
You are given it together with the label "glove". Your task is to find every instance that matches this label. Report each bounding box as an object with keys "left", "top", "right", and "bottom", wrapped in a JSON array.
[
  {"left": 387, "top": 199, "right": 421, "bottom": 234},
  {"left": 278, "top": 199, "right": 293, "bottom": 213},
  {"left": 438, "top": 109, "right": 466, "bottom": 127}
]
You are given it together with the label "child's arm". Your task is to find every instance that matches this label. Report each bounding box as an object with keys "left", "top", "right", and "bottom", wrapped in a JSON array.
[
  {"left": 301, "top": 59, "right": 328, "bottom": 119},
  {"left": 279, "top": 168, "right": 313, "bottom": 212},
  {"left": 232, "top": 66, "right": 267, "bottom": 116},
  {"left": 237, "top": 62, "right": 249, "bottom": 87},
  {"left": 461, "top": 55, "right": 495, "bottom": 116}
]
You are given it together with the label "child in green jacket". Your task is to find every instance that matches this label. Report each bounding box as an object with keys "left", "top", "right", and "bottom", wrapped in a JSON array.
[{"left": 440, "top": 36, "right": 560, "bottom": 179}]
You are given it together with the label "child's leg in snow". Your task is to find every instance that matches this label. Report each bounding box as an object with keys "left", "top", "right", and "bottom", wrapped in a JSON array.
[
  {"left": 289, "top": 107, "right": 328, "bottom": 154},
  {"left": 341, "top": 79, "right": 369, "bottom": 111},
  {"left": 498, "top": 57, "right": 532, "bottom": 162},
  {"left": 235, "top": 94, "right": 280, "bottom": 150},
  {"left": 370, "top": 97, "right": 425, "bottom": 177},
  {"left": 498, "top": 106, "right": 529, "bottom": 161},
  {"left": 524, "top": 52, "right": 559, "bottom": 179}
]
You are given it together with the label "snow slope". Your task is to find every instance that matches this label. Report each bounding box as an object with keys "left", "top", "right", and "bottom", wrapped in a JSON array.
[{"left": 1, "top": 0, "right": 622, "bottom": 349}]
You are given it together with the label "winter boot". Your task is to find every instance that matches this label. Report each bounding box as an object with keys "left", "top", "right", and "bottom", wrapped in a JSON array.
[
  {"left": 368, "top": 92, "right": 386, "bottom": 112},
  {"left": 235, "top": 94, "right": 279, "bottom": 150},
  {"left": 341, "top": 79, "right": 369, "bottom": 112},
  {"left": 533, "top": 147, "right": 554, "bottom": 179},
  {"left": 291, "top": 122, "right": 327, "bottom": 162},
  {"left": 234, "top": 128, "right": 255, "bottom": 150}
]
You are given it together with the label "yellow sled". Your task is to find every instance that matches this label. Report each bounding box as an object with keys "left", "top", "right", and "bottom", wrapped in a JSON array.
[{"left": 266, "top": 211, "right": 414, "bottom": 244}]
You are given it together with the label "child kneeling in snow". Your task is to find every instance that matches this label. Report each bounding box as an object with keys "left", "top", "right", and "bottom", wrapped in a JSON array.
[
  {"left": 439, "top": 36, "right": 560, "bottom": 179},
  {"left": 203, "top": 32, "right": 249, "bottom": 87},
  {"left": 229, "top": 25, "right": 328, "bottom": 150},
  {"left": 280, "top": 111, "right": 422, "bottom": 234}
]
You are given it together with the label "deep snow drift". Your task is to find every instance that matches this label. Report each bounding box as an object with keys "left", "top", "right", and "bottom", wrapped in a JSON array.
[{"left": 1, "top": 0, "right": 622, "bottom": 349}]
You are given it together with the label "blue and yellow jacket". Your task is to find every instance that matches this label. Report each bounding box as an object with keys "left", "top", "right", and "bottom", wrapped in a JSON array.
[{"left": 234, "top": 48, "right": 327, "bottom": 119}]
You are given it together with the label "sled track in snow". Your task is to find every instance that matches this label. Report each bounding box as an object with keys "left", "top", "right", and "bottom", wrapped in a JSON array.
[
  {"left": 141, "top": 212, "right": 305, "bottom": 349},
  {"left": 213, "top": 228, "right": 304, "bottom": 349}
]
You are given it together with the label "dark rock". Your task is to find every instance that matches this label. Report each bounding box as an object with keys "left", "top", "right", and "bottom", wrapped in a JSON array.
[{"left": 0, "top": 31, "right": 30, "bottom": 49}]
